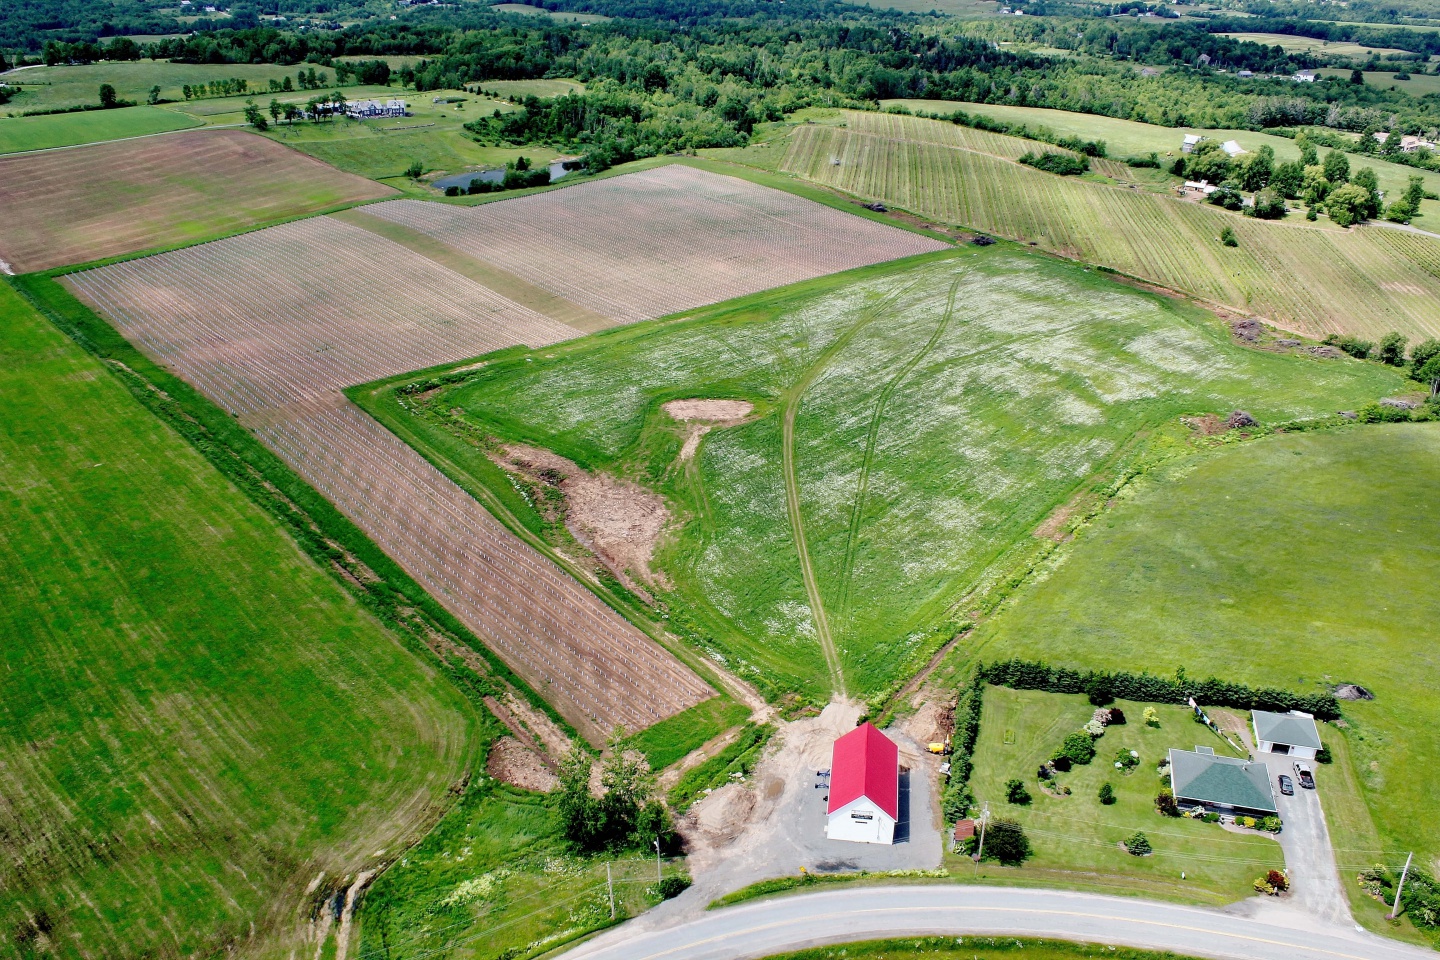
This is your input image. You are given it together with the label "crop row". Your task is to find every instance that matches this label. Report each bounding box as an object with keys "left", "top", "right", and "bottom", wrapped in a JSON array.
[
  {"left": 784, "top": 115, "right": 1440, "bottom": 341},
  {"left": 66, "top": 215, "right": 715, "bottom": 741},
  {"left": 362, "top": 163, "right": 948, "bottom": 325}
]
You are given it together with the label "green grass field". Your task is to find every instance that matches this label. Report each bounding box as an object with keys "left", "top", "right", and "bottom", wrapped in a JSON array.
[
  {"left": 1, "top": 61, "right": 311, "bottom": 113},
  {"left": 968, "top": 689, "right": 1284, "bottom": 901},
  {"left": 770, "top": 110, "right": 1440, "bottom": 340},
  {"left": 762, "top": 938, "right": 1206, "bottom": 960},
  {"left": 0, "top": 105, "right": 200, "bottom": 153},
  {"left": 877, "top": 99, "right": 1440, "bottom": 222},
  {"left": 479, "top": 78, "right": 588, "bottom": 99},
  {"left": 360, "top": 777, "right": 688, "bottom": 960},
  {"left": 969, "top": 425, "right": 1440, "bottom": 885},
  {"left": 0, "top": 281, "right": 476, "bottom": 957},
  {"left": 1317, "top": 68, "right": 1440, "bottom": 94},
  {"left": 492, "top": 2, "right": 612, "bottom": 22},
  {"left": 362, "top": 246, "right": 1403, "bottom": 705},
  {"left": 1220, "top": 32, "right": 1413, "bottom": 58},
  {"left": 627, "top": 696, "right": 751, "bottom": 770}
]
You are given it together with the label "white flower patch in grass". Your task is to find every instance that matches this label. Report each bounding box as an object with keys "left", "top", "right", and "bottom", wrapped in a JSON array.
[{"left": 440, "top": 868, "right": 511, "bottom": 907}]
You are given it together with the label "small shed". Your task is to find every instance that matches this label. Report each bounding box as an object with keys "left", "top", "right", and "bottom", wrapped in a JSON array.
[
  {"left": 1182, "top": 134, "right": 1204, "bottom": 154},
  {"left": 1169, "top": 747, "right": 1277, "bottom": 816},
  {"left": 826, "top": 722, "right": 899, "bottom": 845},
  {"left": 1253, "top": 710, "right": 1322, "bottom": 760},
  {"left": 1221, "top": 140, "right": 1247, "bottom": 158}
]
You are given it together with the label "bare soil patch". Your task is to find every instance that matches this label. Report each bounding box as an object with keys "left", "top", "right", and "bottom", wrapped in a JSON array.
[
  {"left": 664, "top": 399, "right": 756, "bottom": 463},
  {"left": 496, "top": 444, "right": 671, "bottom": 599},
  {"left": 486, "top": 736, "right": 560, "bottom": 792}
]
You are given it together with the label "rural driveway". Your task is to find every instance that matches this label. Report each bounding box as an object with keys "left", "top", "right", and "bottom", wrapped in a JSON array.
[
  {"left": 561, "top": 885, "right": 1432, "bottom": 960},
  {"left": 1259, "top": 751, "right": 1353, "bottom": 925}
]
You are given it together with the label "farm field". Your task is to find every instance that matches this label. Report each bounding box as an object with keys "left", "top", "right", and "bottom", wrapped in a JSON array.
[
  {"left": 0, "top": 105, "right": 201, "bottom": 154},
  {"left": 967, "top": 689, "right": 1284, "bottom": 901},
  {"left": 774, "top": 111, "right": 1440, "bottom": 340},
  {"left": 1219, "top": 32, "right": 1413, "bottom": 58},
  {"left": 0, "top": 129, "right": 392, "bottom": 272},
  {"left": 1316, "top": 67, "right": 1440, "bottom": 94},
  {"left": 368, "top": 244, "right": 1405, "bottom": 704},
  {"left": 0, "top": 61, "right": 322, "bottom": 113},
  {"left": 477, "top": 77, "right": 587, "bottom": 98},
  {"left": 0, "top": 280, "right": 476, "bottom": 958},
  {"left": 969, "top": 425, "right": 1440, "bottom": 893},
  {"left": 877, "top": 99, "right": 1440, "bottom": 221},
  {"left": 360, "top": 163, "right": 948, "bottom": 325},
  {"left": 491, "top": 2, "right": 612, "bottom": 22},
  {"left": 64, "top": 211, "right": 716, "bottom": 744}
]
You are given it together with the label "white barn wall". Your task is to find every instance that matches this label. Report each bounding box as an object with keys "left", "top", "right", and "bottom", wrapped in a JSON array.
[{"left": 827, "top": 797, "right": 896, "bottom": 845}]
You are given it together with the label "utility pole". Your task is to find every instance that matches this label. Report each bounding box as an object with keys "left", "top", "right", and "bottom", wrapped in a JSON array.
[
  {"left": 1389, "top": 852, "right": 1413, "bottom": 920},
  {"left": 607, "top": 862, "right": 615, "bottom": 919},
  {"left": 655, "top": 838, "right": 662, "bottom": 884},
  {"left": 972, "top": 801, "right": 990, "bottom": 871}
]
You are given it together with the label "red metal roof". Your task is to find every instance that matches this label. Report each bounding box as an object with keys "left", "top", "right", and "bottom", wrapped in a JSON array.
[{"left": 827, "top": 722, "right": 899, "bottom": 820}]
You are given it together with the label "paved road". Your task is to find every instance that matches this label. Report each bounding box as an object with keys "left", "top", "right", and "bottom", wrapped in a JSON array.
[{"left": 562, "top": 885, "right": 1434, "bottom": 960}]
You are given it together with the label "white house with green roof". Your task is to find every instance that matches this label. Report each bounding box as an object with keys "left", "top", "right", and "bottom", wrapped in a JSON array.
[
  {"left": 1252, "top": 710, "right": 1322, "bottom": 760},
  {"left": 1168, "top": 747, "right": 1277, "bottom": 816}
]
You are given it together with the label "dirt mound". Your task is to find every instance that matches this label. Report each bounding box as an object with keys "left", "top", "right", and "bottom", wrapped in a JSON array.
[
  {"left": 487, "top": 736, "right": 560, "bottom": 792},
  {"left": 1334, "top": 683, "right": 1375, "bottom": 701},
  {"left": 1226, "top": 410, "right": 1258, "bottom": 429}
]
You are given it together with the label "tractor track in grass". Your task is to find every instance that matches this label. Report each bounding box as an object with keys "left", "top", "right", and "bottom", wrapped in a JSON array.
[
  {"left": 835, "top": 276, "right": 961, "bottom": 623},
  {"left": 779, "top": 280, "right": 919, "bottom": 699}
]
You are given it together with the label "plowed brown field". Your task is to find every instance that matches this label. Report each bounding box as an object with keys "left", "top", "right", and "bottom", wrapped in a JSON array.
[
  {"left": 65, "top": 165, "right": 942, "bottom": 739},
  {"left": 0, "top": 129, "right": 392, "bottom": 273}
]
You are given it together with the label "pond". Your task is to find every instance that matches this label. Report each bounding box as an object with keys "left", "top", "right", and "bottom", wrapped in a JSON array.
[{"left": 430, "top": 159, "right": 583, "bottom": 193}]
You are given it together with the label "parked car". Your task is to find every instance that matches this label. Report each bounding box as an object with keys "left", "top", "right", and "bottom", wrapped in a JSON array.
[
  {"left": 1278, "top": 774, "right": 1294, "bottom": 796},
  {"left": 1293, "top": 761, "right": 1315, "bottom": 789}
]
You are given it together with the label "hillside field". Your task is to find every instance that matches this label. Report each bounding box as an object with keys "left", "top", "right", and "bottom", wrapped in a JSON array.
[
  {"left": 771, "top": 111, "right": 1440, "bottom": 341},
  {"left": 0, "top": 280, "right": 476, "bottom": 958},
  {"left": 0, "top": 129, "right": 392, "bottom": 272},
  {"left": 365, "top": 244, "right": 1405, "bottom": 703},
  {"left": 969, "top": 425, "right": 1440, "bottom": 893}
]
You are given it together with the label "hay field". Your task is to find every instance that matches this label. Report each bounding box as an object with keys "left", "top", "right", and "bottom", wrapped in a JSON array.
[
  {"left": 66, "top": 214, "right": 715, "bottom": 743},
  {"left": 360, "top": 163, "right": 950, "bottom": 325},
  {"left": 779, "top": 111, "right": 1440, "bottom": 341},
  {"left": 0, "top": 281, "right": 475, "bottom": 958},
  {"left": 378, "top": 248, "right": 1404, "bottom": 702},
  {"left": 1220, "top": 32, "right": 1413, "bottom": 58},
  {"left": 0, "top": 129, "right": 392, "bottom": 272},
  {"left": 0, "top": 106, "right": 201, "bottom": 154},
  {"left": 971, "top": 425, "right": 1440, "bottom": 895}
]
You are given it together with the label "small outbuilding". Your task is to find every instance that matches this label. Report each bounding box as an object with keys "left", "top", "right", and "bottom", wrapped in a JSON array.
[
  {"left": 1182, "top": 133, "right": 1205, "bottom": 153},
  {"left": 1253, "top": 709, "right": 1322, "bottom": 759},
  {"left": 826, "top": 722, "right": 899, "bottom": 845},
  {"left": 1221, "top": 139, "right": 1247, "bottom": 158},
  {"left": 1169, "top": 746, "right": 1277, "bottom": 816}
]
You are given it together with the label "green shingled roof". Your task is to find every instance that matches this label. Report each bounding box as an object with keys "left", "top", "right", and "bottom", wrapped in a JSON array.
[
  {"left": 1168, "top": 749, "right": 1276, "bottom": 814},
  {"left": 1253, "top": 710, "right": 1323, "bottom": 750}
]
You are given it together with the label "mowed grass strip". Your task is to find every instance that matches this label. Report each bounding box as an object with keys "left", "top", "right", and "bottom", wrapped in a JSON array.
[
  {"left": 385, "top": 248, "right": 1403, "bottom": 702},
  {"left": 779, "top": 111, "right": 1440, "bottom": 340},
  {"left": 0, "top": 129, "right": 393, "bottom": 272},
  {"left": 971, "top": 425, "right": 1440, "bottom": 881},
  {"left": 0, "top": 281, "right": 475, "bottom": 958},
  {"left": 0, "top": 105, "right": 201, "bottom": 154}
]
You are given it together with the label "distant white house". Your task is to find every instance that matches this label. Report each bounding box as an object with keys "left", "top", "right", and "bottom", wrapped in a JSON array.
[
  {"left": 345, "top": 99, "right": 408, "bottom": 119},
  {"left": 1237, "top": 69, "right": 1254, "bottom": 78},
  {"left": 1221, "top": 139, "right": 1247, "bottom": 158},
  {"left": 826, "top": 722, "right": 899, "bottom": 845},
  {"left": 1182, "top": 134, "right": 1205, "bottom": 154},
  {"left": 1294, "top": 70, "right": 1317, "bottom": 83},
  {"left": 1184, "top": 179, "right": 1218, "bottom": 195},
  {"left": 1253, "top": 710, "right": 1322, "bottom": 760}
]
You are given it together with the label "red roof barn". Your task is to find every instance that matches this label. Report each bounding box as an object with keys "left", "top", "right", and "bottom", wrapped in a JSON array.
[{"left": 825, "top": 722, "right": 899, "bottom": 845}]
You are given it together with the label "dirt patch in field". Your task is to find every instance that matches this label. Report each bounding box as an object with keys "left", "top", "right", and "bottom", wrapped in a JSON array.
[
  {"left": 663, "top": 399, "right": 756, "bottom": 463},
  {"left": 496, "top": 444, "right": 670, "bottom": 600},
  {"left": 487, "top": 736, "right": 560, "bottom": 792},
  {"left": 1183, "top": 413, "right": 1227, "bottom": 436},
  {"left": 499, "top": 691, "right": 573, "bottom": 764}
]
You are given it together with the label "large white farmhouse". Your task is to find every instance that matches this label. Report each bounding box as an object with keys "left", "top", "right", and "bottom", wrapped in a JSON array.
[{"left": 826, "top": 722, "right": 899, "bottom": 845}]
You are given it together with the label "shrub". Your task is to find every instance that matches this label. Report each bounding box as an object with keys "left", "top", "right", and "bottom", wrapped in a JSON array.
[
  {"left": 652, "top": 874, "right": 692, "bottom": 900},
  {"left": 1210, "top": 188, "right": 1244, "bottom": 213},
  {"left": 1219, "top": 225, "right": 1239, "bottom": 246},
  {"left": 1085, "top": 676, "right": 1114, "bottom": 706},
  {"left": 1143, "top": 707, "right": 1160, "bottom": 727},
  {"left": 1336, "top": 335, "right": 1374, "bottom": 359},
  {"left": 1098, "top": 782, "right": 1116, "bottom": 805},
  {"left": 1357, "top": 402, "right": 1411, "bottom": 423},
  {"left": 1005, "top": 778, "right": 1032, "bottom": 805},
  {"left": 1107, "top": 707, "right": 1126, "bottom": 725},
  {"left": 1259, "top": 816, "right": 1282, "bottom": 833},
  {"left": 1019, "top": 151, "right": 1090, "bottom": 176},
  {"left": 1058, "top": 731, "right": 1097, "bottom": 765},
  {"left": 1051, "top": 755, "right": 1072, "bottom": 773},
  {"left": 444, "top": 185, "right": 461, "bottom": 197},
  {"left": 1202, "top": 812, "right": 1220, "bottom": 823},
  {"left": 1315, "top": 746, "right": 1332, "bottom": 764},
  {"left": 404, "top": 160, "right": 425, "bottom": 179},
  {"left": 941, "top": 670, "right": 986, "bottom": 822},
  {"left": 1237, "top": 815, "right": 1256, "bottom": 828},
  {"left": 1114, "top": 748, "right": 1139, "bottom": 772},
  {"left": 1083, "top": 719, "right": 1107, "bottom": 737},
  {"left": 1156, "top": 788, "right": 1180, "bottom": 817},
  {"left": 1268, "top": 869, "right": 1289, "bottom": 891},
  {"left": 1378, "top": 332, "right": 1408, "bottom": 366},
  {"left": 981, "top": 817, "right": 1032, "bottom": 865},
  {"left": 1126, "top": 831, "right": 1152, "bottom": 856},
  {"left": 1251, "top": 188, "right": 1287, "bottom": 219}
]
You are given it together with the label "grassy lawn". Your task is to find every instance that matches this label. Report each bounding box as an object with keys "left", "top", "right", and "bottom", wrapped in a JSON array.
[
  {"left": 0, "top": 105, "right": 200, "bottom": 153},
  {"left": 967, "top": 425, "right": 1440, "bottom": 887},
  {"left": 0, "top": 281, "right": 476, "bottom": 957},
  {"left": 877, "top": 99, "right": 1440, "bottom": 222},
  {"left": 0, "top": 61, "right": 312, "bottom": 112},
  {"left": 968, "top": 689, "right": 1283, "bottom": 903},
  {"left": 762, "top": 937, "right": 1206, "bottom": 960},
  {"left": 360, "top": 778, "right": 688, "bottom": 960},
  {"left": 492, "top": 2, "right": 612, "bottom": 22},
  {"left": 1316, "top": 68, "right": 1440, "bottom": 95},
  {"left": 361, "top": 246, "right": 1403, "bottom": 705},
  {"left": 480, "top": 78, "right": 588, "bottom": 99},
  {"left": 628, "top": 696, "right": 752, "bottom": 770}
]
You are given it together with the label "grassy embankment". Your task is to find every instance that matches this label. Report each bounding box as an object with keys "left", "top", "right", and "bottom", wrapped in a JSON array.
[
  {"left": 357, "top": 244, "right": 1404, "bottom": 705},
  {"left": 966, "top": 690, "right": 1284, "bottom": 903},
  {"left": 0, "top": 280, "right": 477, "bottom": 957},
  {"left": 760, "top": 110, "right": 1440, "bottom": 341},
  {"left": 762, "top": 938, "right": 1207, "bottom": 960},
  {"left": 964, "top": 425, "right": 1440, "bottom": 940}
]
